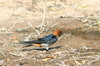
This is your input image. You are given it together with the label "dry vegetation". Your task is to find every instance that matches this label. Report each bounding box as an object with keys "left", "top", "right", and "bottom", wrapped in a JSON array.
[{"left": 0, "top": 0, "right": 100, "bottom": 66}]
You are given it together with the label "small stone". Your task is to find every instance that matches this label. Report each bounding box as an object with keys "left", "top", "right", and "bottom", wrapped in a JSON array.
[
  {"left": 7, "top": 59, "right": 10, "bottom": 62},
  {"left": 0, "top": 59, "right": 4, "bottom": 65}
]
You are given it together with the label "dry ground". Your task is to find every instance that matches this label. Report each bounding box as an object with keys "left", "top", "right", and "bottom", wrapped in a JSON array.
[
  {"left": 0, "top": 18, "right": 100, "bottom": 66},
  {"left": 0, "top": 0, "right": 100, "bottom": 66}
]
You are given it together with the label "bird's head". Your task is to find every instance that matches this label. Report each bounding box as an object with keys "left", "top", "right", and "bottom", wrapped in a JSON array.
[{"left": 53, "top": 30, "right": 62, "bottom": 37}]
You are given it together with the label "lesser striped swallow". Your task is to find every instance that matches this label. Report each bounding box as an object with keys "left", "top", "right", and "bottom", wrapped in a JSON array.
[{"left": 21, "top": 30, "right": 62, "bottom": 51}]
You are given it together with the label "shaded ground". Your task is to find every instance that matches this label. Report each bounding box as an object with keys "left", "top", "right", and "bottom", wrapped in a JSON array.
[{"left": 0, "top": 18, "right": 100, "bottom": 66}]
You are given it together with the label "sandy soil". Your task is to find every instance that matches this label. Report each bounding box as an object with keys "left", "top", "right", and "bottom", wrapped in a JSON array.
[
  {"left": 0, "top": 0, "right": 100, "bottom": 66},
  {"left": 0, "top": 18, "right": 100, "bottom": 66}
]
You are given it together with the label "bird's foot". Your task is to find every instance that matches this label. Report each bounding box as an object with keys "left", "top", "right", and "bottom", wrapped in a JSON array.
[{"left": 46, "top": 47, "right": 49, "bottom": 51}]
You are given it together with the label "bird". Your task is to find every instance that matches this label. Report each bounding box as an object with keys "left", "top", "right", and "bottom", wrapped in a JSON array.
[{"left": 20, "top": 30, "right": 62, "bottom": 51}]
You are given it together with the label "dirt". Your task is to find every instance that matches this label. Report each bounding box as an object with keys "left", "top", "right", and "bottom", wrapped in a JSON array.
[
  {"left": 0, "top": 18, "right": 100, "bottom": 66},
  {"left": 0, "top": 0, "right": 100, "bottom": 66}
]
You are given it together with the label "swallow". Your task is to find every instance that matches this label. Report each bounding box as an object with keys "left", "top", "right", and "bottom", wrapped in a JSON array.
[{"left": 20, "top": 30, "right": 62, "bottom": 51}]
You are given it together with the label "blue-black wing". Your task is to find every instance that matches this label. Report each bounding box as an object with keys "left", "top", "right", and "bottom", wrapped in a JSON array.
[
  {"left": 38, "top": 34, "right": 55, "bottom": 41},
  {"left": 20, "top": 34, "right": 58, "bottom": 44},
  {"left": 39, "top": 34, "right": 58, "bottom": 44}
]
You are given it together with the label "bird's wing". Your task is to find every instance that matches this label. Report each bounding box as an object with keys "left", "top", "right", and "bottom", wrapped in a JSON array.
[
  {"left": 38, "top": 34, "right": 54, "bottom": 41},
  {"left": 20, "top": 34, "right": 57, "bottom": 44},
  {"left": 46, "top": 37, "right": 58, "bottom": 44}
]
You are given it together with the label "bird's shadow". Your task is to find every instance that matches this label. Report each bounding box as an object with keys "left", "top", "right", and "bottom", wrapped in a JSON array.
[{"left": 22, "top": 46, "right": 62, "bottom": 51}]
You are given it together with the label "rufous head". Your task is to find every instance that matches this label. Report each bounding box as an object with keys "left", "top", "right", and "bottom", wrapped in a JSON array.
[{"left": 53, "top": 30, "right": 62, "bottom": 36}]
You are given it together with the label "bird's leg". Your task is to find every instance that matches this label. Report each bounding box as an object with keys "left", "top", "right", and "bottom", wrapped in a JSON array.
[{"left": 46, "top": 47, "right": 49, "bottom": 51}]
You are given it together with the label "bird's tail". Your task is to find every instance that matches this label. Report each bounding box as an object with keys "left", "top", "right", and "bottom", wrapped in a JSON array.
[
  {"left": 20, "top": 40, "right": 36, "bottom": 44},
  {"left": 20, "top": 40, "right": 45, "bottom": 44},
  {"left": 20, "top": 40, "right": 44, "bottom": 47}
]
